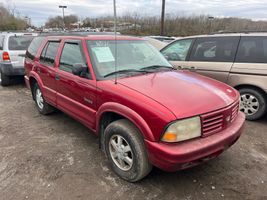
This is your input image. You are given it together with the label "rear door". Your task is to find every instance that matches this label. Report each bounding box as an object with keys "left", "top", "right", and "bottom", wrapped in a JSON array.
[
  {"left": 37, "top": 39, "right": 60, "bottom": 105},
  {"left": 187, "top": 36, "right": 240, "bottom": 83},
  {"left": 55, "top": 39, "right": 97, "bottom": 129},
  {"left": 230, "top": 36, "right": 267, "bottom": 89}
]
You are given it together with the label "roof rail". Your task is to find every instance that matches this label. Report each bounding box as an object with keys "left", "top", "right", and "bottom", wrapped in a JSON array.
[
  {"left": 38, "top": 31, "right": 120, "bottom": 37},
  {"left": 209, "top": 30, "right": 267, "bottom": 34}
]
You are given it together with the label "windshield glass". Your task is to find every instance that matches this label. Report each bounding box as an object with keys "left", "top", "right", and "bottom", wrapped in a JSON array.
[
  {"left": 87, "top": 40, "right": 172, "bottom": 79},
  {"left": 8, "top": 36, "right": 34, "bottom": 50}
]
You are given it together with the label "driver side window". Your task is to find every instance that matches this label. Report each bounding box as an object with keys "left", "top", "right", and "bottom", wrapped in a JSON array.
[
  {"left": 161, "top": 39, "right": 193, "bottom": 61},
  {"left": 59, "top": 42, "right": 85, "bottom": 73}
]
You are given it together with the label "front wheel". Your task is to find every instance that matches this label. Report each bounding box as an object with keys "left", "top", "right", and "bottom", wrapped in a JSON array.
[
  {"left": 239, "top": 88, "right": 267, "bottom": 120},
  {"left": 104, "top": 119, "right": 152, "bottom": 182}
]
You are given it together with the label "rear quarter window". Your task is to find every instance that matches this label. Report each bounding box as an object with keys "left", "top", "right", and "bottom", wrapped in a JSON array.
[
  {"left": 8, "top": 35, "right": 34, "bottom": 51},
  {"left": 26, "top": 37, "right": 45, "bottom": 60},
  {"left": 236, "top": 36, "right": 267, "bottom": 63}
]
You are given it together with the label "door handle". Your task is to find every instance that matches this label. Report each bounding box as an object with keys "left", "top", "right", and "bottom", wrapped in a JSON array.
[
  {"left": 55, "top": 74, "right": 60, "bottom": 81},
  {"left": 189, "top": 66, "right": 197, "bottom": 71}
]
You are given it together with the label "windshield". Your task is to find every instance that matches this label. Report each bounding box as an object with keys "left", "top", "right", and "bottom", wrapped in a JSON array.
[
  {"left": 8, "top": 36, "right": 34, "bottom": 51},
  {"left": 87, "top": 40, "right": 172, "bottom": 79}
]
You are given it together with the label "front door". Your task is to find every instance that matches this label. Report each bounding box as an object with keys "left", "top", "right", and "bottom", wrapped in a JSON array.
[{"left": 55, "top": 40, "right": 97, "bottom": 129}]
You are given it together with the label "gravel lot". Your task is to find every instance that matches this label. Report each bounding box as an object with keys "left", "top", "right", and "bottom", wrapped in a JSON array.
[{"left": 0, "top": 81, "right": 266, "bottom": 200}]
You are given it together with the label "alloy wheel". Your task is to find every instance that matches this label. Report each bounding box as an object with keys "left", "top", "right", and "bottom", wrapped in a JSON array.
[
  {"left": 109, "top": 134, "right": 133, "bottom": 171},
  {"left": 240, "top": 93, "right": 259, "bottom": 116},
  {"left": 35, "top": 88, "right": 44, "bottom": 110}
]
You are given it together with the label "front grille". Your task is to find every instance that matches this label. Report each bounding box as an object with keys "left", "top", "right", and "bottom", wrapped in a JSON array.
[
  {"left": 231, "top": 102, "right": 239, "bottom": 122},
  {"left": 201, "top": 101, "right": 239, "bottom": 137},
  {"left": 202, "top": 113, "right": 224, "bottom": 136}
]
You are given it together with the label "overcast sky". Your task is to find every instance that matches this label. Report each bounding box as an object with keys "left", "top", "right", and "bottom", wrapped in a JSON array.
[{"left": 1, "top": 0, "right": 267, "bottom": 26}]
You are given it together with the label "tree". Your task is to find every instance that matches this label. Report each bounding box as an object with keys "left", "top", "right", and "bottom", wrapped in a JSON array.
[
  {"left": 45, "top": 15, "right": 78, "bottom": 29},
  {"left": 0, "top": 5, "right": 27, "bottom": 31}
]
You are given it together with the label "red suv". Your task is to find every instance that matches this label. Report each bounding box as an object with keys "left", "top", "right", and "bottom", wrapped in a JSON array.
[{"left": 24, "top": 34, "right": 245, "bottom": 182}]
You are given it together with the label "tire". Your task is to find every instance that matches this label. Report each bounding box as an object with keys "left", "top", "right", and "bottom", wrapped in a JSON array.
[
  {"left": 33, "top": 83, "right": 55, "bottom": 115},
  {"left": 239, "top": 88, "right": 267, "bottom": 121},
  {"left": 1, "top": 72, "right": 11, "bottom": 86},
  {"left": 104, "top": 119, "right": 152, "bottom": 182}
]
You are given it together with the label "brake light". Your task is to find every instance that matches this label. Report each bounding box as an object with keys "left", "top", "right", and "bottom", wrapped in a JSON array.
[{"left": 2, "top": 52, "right": 10, "bottom": 61}]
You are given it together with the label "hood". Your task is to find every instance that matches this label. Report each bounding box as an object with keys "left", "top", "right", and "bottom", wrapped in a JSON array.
[{"left": 118, "top": 70, "right": 238, "bottom": 119}]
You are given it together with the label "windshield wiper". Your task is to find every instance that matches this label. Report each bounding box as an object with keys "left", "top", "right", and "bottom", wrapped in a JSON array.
[
  {"left": 140, "top": 65, "right": 173, "bottom": 71},
  {"left": 104, "top": 69, "right": 147, "bottom": 78}
]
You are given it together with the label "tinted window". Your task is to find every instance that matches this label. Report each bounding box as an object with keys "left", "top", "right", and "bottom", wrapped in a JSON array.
[
  {"left": 189, "top": 37, "right": 239, "bottom": 62},
  {"left": 40, "top": 41, "right": 60, "bottom": 66},
  {"left": 8, "top": 36, "right": 34, "bottom": 50},
  {"left": 60, "top": 42, "right": 85, "bottom": 73},
  {"left": 161, "top": 39, "right": 193, "bottom": 61},
  {"left": 26, "top": 36, "right": 45, "bottom": 60},
  {"left": 0, "top": 35, "right": 4, "bottom": 50},
  {"left": 236, "top": 36, "right": 267, "bottom": 63}
]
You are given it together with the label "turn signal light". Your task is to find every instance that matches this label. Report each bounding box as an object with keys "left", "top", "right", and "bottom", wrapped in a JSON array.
[{"left": 2, "top": 52, "right": 10, "bottom": 61}]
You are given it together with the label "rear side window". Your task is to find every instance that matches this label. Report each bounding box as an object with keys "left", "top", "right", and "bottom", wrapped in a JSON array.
[
  {"left": 189, "top": 37, "right": 239, "bottom": 62},
  {"left": 236, "top": 36, "right": 267, "bottom": 63},
  {"left": 26, "top": 37, "right": 45, "bottom": 60},
  {"left": 40, "top": 41, "right": 60, "bottom": 67},
  {"left": 8, "top": 36, "right": 34, "bottom": 50},
  {"left": 59, "top": 42, "right": 85, "bottom": 73}
]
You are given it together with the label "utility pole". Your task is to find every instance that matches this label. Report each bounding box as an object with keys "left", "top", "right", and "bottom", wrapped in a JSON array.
[
  {"left": 59, "top": 5, "right": 67, "bottom": 30},
  {"left": 160, "top": 0, "right": 166, "bottom": 36},
  {"left": 208, "top": 16, "right": 215, "bottom": 33}
]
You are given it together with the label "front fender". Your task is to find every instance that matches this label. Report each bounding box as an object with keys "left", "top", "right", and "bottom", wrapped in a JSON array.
[{"left": 96, "top": 102, "right": 155, "bottom": 141}]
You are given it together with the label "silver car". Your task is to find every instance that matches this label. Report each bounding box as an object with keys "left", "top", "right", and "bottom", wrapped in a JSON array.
[{"left": 0, "top": 32, "right": 38, "bottom": 86}]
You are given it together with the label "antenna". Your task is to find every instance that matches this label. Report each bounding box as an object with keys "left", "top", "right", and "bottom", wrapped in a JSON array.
[{"left": 113, "top": 0, "right": 118, "bottom": 84}]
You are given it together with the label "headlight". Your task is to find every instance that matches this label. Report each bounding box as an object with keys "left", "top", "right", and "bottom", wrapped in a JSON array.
[{"left": 161, "top": 116, "right": 201, "bottom": 142}]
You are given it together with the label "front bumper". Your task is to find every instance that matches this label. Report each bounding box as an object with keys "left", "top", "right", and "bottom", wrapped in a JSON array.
[
  {"left": 0, "top": 62, "right": 25, "bottom": 76},
  {"left": 145, "top": 112, "right": 245, "bottom": 172}
]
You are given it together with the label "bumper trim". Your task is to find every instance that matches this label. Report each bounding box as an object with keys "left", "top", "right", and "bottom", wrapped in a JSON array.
[
  {"left": 145, "top": 112, "right": 245, "bottom": 172},
  {"left": 0, "top": 63, "right": 25, "bottom": 76}
]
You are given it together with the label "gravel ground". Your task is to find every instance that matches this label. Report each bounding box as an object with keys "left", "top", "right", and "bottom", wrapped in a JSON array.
[{"left": 0, "top": 81, "right": 266, "bottom": 200}]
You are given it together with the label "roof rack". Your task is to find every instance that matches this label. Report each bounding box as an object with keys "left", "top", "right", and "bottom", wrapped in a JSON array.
[
  {"left": 38, "top": 31, "right": 119, "bottom": 37},
  {"left": 209, "top": 30, "right": 267, "bottom": 35}
]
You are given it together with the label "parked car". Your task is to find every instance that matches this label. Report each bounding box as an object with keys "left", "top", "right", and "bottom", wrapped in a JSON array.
[
  {"left": 24, "top": 34, "right": 245, "bottom": 182},
  {"left": 0, "top": 32, "right": 38, "bottom": 86},
  {"left": 143, "top": 37, "right": 167, "bottom": 50},
  {"left": 149, "top": 36, "right": 176, "bottom": 43},
  {"left": 161, "top": 32, "right": 267, "bottom": 120}
]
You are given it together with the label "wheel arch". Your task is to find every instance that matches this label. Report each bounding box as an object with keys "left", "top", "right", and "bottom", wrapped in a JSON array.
[
  {"left": 96, "top": 102, "right": 155, "bottom": 150},
  {"left": 234, "top": 84, "right": 267, "bottom": 97},
  {"left": 28, "top": 72, "right": 44, "bottom": 100}
]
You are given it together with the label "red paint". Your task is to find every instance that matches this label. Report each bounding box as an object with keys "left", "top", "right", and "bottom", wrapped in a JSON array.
[{"left": 24, "top": 35, "right": 245, "bottom": 172}]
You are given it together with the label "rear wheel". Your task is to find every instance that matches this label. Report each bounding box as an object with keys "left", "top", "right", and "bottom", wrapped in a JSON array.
[
  {"left": 239, "top": 88, "right": 267, "bottom": 120},
  {"left": 104, "top": 119, "right": 152, "bottom": 182},
  {"left": 33, "top": 83, "right": 55, "bottom": 115},
  {"left": 0, "top": 72, "right": 11, "bottom": 86}
]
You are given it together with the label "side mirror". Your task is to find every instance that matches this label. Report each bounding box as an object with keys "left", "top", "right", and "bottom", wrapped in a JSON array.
[{"left": 72, "top": 63, "right": 87, "bottom": 76}]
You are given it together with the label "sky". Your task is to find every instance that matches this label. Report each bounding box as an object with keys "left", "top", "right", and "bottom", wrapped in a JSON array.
[{"left": 1, "top": 0, "right": 267, "bottom": 26}]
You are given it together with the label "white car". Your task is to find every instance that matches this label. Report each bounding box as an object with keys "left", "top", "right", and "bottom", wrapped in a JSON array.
[{"left": 0, "top": 32, "right": 38, "bottom": 86}]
